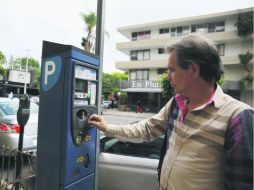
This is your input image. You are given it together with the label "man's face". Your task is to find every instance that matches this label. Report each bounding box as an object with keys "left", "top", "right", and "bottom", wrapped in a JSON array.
[{"left": 167, "top": 50, "right": 195, "bottom": 95}]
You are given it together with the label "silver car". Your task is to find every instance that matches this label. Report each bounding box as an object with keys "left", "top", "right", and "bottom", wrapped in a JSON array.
[
  {"left": 0, "top": 97, "right": 38, "bottom": 156},
  {"left": 99, "top": 134, "right": 162, "bottom": 190}
]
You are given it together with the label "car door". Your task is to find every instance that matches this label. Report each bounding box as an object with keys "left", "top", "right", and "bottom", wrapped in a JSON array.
[{"left": 99, "top": 136, "right": 162, "bottom": 190}]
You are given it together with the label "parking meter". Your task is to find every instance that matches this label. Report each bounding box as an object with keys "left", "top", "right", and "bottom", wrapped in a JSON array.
[
  {"left": 36, "top": 41, "right": 99, "bottom": 190},
  {"left": 16, "top": 93, "right": 30, "bottom": 190},
  {"left": 17, "top": 93, "right": 30, "bottom": 127}
]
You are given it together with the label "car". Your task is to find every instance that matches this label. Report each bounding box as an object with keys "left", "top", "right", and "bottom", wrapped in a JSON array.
[
  {"left": 0, "top": 97, "right": 38, "bottom": 156},
  {"left": 102, "top": 100, "right": 112, "bottom": 109},
  {"left": 99, "top": 133, "right": 162, "bottom": 190},
  {"left": 30, "top": 96, "right": 40, "bottom": 105},
  {"left": 103, "top": 100, "right": 118, "bottom": 109}
]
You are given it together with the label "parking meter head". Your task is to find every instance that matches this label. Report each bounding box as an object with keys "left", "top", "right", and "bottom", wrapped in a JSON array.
[{"left": 17, "top": 93, "right": 30, "bottom": 126}]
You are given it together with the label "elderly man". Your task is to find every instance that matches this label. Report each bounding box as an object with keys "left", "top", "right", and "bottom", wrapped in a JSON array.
[{"left": 89, "top": 34, "right": 253, "bottom": 190}]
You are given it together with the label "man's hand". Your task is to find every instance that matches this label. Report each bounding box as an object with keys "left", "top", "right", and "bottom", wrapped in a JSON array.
[{"left": 88, "top": 114, "right": 107, "bottom": 132}]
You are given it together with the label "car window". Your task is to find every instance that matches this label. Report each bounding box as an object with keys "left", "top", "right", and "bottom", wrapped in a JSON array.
[
  {"left": 101, "top": 137, "right": 163, "bottom": 160},
  {"left": 0, "top": 100, "right": 38, "bottom": 115},
  {"left": 0, "top": 102, "right": 17, "bottom": 115}
]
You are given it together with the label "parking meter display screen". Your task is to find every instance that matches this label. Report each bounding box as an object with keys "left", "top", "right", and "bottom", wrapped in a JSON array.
[{"left": 74, "top": 65, "right": 97, "bottom": 106}]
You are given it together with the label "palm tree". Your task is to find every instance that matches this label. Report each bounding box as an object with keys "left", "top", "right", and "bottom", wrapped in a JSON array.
[{"left": 81, "top": 12, "right": 96, "bottom": 53}]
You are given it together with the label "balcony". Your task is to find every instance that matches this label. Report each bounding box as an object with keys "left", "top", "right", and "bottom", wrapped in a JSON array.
[
  {"left": 116, "top": 31, "right": 253, "bottom": 53},
  {"left": 116, "top": 59, "right": 168, "bottom": 71},
  {"left": 116, "top": 55, "right": 245, "bottom": 71}
]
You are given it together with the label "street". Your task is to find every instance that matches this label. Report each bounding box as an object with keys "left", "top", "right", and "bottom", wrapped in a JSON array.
[{"left": 102, "top": 109, "right": 155, "bottom": 125}]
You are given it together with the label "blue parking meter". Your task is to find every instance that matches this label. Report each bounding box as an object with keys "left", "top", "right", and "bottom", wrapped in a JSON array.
[{"left": 36, "top": 41, "right": 99, "bottom": 190}]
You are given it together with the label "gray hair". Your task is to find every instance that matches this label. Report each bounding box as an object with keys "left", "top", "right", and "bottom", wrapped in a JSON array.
[{"left": 167, "top": 34, "right": 224, "bottom": 83}]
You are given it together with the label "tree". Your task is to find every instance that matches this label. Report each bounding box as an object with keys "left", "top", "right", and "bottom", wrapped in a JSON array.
[
  {"left": 0, "top": 51, "right": 6, "bottom": 65},
  {"left": 14, "top": 57, "right": 41, "bottom": 85},
  {"left": 81, "top": 12, "right": 97, "bottom": 53},
  {"left": 0, "top": 51, "right": 7, "bottom": 77},
  {"left": 235, "top": 12, "right": 253, "bottom": 36},
  {"left": 160, "top": 73, "right": 174, "bottom": 105},
  {"left": 102, "top": 72, "right": 128, "bottom": 99},
  {"left": 238, "top": 51, "right": 253, "bottom": 89}
]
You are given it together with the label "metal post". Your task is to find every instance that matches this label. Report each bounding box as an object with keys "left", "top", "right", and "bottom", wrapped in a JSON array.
[
  {"left": 24, "top": 50, "right": 29, "bottom": 94},
  {"left": 95, "top": 0, "right": 105, "bottom": 190}
]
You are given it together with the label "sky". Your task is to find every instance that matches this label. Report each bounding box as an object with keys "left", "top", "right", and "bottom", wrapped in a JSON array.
[{"left": 0, "top": 0, "right": 253, "bottom": 73}]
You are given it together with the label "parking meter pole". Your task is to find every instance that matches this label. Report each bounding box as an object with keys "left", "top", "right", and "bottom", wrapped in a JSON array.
[
  {"left": 15, "top": 125, "right": 25, "bottom": 190},
  {"left": 15, "top": 94, "right": 30, "bottom": 190},
  {"left": 95, "top": 0, "right": 105, "bottom": 190}
]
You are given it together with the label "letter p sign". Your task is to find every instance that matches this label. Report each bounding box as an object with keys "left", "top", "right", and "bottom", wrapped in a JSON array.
[
  {"left": 45, "top": 61, "right": 55, "bottom": 85},
  {"left": 42, "top": 56, "right": 62, "bottom": 92}
]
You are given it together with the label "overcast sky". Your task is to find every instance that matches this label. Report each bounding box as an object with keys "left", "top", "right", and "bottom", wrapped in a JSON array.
[{"left": 0, "top": 0, "right": 253, "bottom": 73}]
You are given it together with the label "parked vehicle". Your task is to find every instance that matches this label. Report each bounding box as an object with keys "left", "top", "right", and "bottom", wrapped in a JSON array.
[
  {"left": 0, "top": 97, "right": 38, "bottom": 156},
  {"left": 99, "top": 134, "right": 162, "bottom": 190},
  {"left": 103, "top": 100, "right": 118, "bottom": 109},
  {"left": 0, "top": 98, "right": 161, "bottom": 189},
  {"left": 102, "top": 100, "right": 111, "bottom": 109}
]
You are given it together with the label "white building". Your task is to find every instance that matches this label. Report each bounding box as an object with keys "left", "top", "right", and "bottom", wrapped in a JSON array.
[{"left": 116, "top": 7, "right": 253, "bottom": 111}]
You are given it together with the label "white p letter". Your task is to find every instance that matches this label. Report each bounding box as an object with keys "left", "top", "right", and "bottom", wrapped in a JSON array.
[{"left": 45, "top": 61, "right": 56, "bottom": 85}]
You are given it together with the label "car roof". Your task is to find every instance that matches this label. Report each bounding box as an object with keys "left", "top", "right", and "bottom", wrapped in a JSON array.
[{"left": 0, "top": 97, "right": 19, "bottom": 102}]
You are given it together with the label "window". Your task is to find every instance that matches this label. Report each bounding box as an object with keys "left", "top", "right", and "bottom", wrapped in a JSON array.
[
  {"left": 191, "top": 25, "right": 196, "bottom": 33},
  {"left": 131, "top": 31, "right": 150, "bottom": 41},
  {"left": 196, "top": 24, "right": 206, "bottom": 33},
  {"left": 143, "top": 49, "right": 150, "bottom": 60},
  {"left": 130, "top": 70, "right": 136, "bottom": 80},
  {"left": 130, "top": 50, "right": 150, "bottom": 61},
  {"left": 159, "top": 28, "right": 170, "bottom": 34},
  {"left": 131, "top": 32, "right": 137, "bottom": 41},
  {"left": 129, "top": 69, "right": 149, "bottom": 80},
  {"left": 130, "top": 51, "right": 138, "bottom": 60},
  {"left": 217, "top": 44, "right": 225, "bottom": 56},
  {"left": 157, "top": 68, "right": 167, "bottom": 74},
  {"left": 137, "top": 51, "right": 143, "bottom": 60},
  {"left": 171, "top": 28, "right": 176, "bottom": 37},
  {"left": 182, "top": 26, "right": 190, "bottom": 35},
  {"left": 177, "top": 27, "right": 182, "bottom": 36},
  {"left": 158, "top": 48, "right": 165, "bottom": 54},
  {"left": 143, "top": 70, "right": 149, "bottom": 80},
  {"left": 100, "top": 136, "right": 163, "bottom": 159},
  {"left": 207, "top": 23, "right": 215, "bottom": 33},
  {"left": 216, "top": 22, "right": 225, "bottom": 32}
]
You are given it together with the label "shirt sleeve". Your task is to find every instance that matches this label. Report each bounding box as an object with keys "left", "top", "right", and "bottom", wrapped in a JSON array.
[
  {"left": 224, "top": 109, "right": 253, "bottom": 190},
  {"left": 105, "top": 99, "right": 173, "bottom": 143}
]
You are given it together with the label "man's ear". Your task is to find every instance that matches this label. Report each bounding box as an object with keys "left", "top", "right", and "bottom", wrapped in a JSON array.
[{"left": 189, "top": 63, "right": 200, "bottom": 79}]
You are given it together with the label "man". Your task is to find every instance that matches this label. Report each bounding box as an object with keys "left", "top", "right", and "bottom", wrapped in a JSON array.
[{"left": 88, "top": 34, "right": 253, "bottom": 190}]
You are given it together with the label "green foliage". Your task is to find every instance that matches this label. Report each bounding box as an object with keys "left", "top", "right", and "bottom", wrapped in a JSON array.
[
  {"left": 0, "top": 65, "right": 7, "bottom": 76},
  {"left": 218, "top": 75, "right": 225, "bottom": 86},
  {"left": 239, "top": 50, "right": 253, "bottom": 72},
  {"left": 119, "top": 92, "right": 127, "bottom": 105},
  {"left": 14, "top": 57, "right": 41, "bottom": 85},
  {"left": 15, "top": 57, "right": 40, "bottom": 69},
  {"left": 238, "top": 51, "right": 253, "bottom": 89},
  {"left": 81, "top": 12, "right": 97, "bottom": 52},
  {"left": 0, "top": 51, "right": 6, "bottom": 64},
  {"left": 235, "top": 12, "right": 253, "bottom": 36},
  {"left": 102, "top": 72, "right": 128, "bottom": 99},
  {"left": 160, "top": 73, "right": 174, "bottom": 102}
]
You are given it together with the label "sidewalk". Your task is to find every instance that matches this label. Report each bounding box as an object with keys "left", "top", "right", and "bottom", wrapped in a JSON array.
[{"left": 102, "top": 108, "right": 156, "bottom": 119}]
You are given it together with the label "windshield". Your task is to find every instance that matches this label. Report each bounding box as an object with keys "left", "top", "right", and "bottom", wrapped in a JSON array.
[{"left": 0, "top": 101, "right": 38, "bottom": 115}]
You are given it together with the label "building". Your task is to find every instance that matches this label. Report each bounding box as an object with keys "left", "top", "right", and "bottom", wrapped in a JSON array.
[
  {"left": 0, "top": 69, "right": 39, "bottom": 97},
  {"left": 116, "top": 7, "right": 253, "bottom": 111}
]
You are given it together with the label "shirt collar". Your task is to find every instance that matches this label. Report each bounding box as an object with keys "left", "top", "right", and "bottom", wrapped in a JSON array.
[
  {"left": 175, "top": 83, "right": 225, "bottom": 110},
  {"left": 212, "top": 84, "right": 226, "bottom": 108}
]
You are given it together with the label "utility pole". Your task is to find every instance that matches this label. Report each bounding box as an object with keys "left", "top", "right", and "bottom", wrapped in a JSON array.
[
  {"left": 24, "top": 50, "right": 30, "bottom": 94},
  {"left": 95, "top": 0, "right": 105, "bottom": 190}
]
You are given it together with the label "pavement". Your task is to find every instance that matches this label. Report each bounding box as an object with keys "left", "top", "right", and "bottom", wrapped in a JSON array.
[{"left": 102, "top": 108, "right": 156, "bottom": 119}]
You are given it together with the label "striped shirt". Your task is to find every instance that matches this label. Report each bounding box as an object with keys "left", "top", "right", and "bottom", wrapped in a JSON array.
[{"left": 105, "top": 85, "right": 253, "bottom": 190}]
